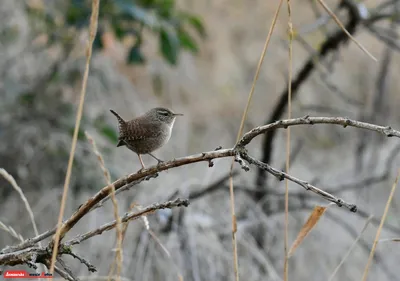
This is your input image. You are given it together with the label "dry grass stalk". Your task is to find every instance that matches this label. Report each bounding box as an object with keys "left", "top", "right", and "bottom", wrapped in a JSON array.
[
  {"left": 284, "top": 0, "right": 293, "bottom": 279},
  {"left": 317, "top": 0, "right": 377, "bottom": 61},
  {"left": 49, "top": 0, "right": 100, "bottom": 275},
  {"left": 108, "top": 202, "right": 137, "bottom": 278},
  {"left": 0, "top": 169, "right": 39, "bottom": 241},
  {"left": 229, "top": 1, "right": 284, "bottom": 280},
  {"left": 0, "top": 221, "right": 24, "bottom": 242},
  {"left": 0, "top": 168, "right": 43, "bottom": 277},
  {"left": 361, "top": 168, "right": 400, "bottom": 281},
  {"left": 85, "top": 132, "right": 123, "bottom": 281}
]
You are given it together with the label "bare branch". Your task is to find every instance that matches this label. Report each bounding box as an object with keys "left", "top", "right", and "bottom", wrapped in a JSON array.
[
  {"left": 0, "top": 247, "right": 46, "bottom": 267},
  {"left": 3, "top": 115, "right": 400, "bottom": 277},
  {"left": 49, "top": 149, "right": 234, "bottom": 244},
  {"left": 54, "top": 264, "right": 77, "bottom": 281},
  {"left": 56, "top": 258, "right": 80, "bottom": 281},
  {"left": 61, "top": 251, "right": 96, "bottom": 273},
  {"left": 63, "top": 198, "right": 190, "bottom": 247},
  {"left": 242, "top": 154, "right": 357, "bottom": 212},
  {"left": 1, "top": 227, "right": 57, "bottom": 255},
  {"left": 239, "top": 116, "right": 400, "bottom": 148}
]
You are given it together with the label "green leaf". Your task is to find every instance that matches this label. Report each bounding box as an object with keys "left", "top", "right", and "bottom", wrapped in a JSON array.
[
  {"left": 186, "top": 15, "right": 206, "bottom": 38},
  {"left": 159, "top": 28, "right": 179, "bottom": 65},
  {"left": 112, "top": 22, "right": 125, "bottom": 40},
  {"left": 127, "top": 45, "right": 146, "bottom": 64},
  {"left": 157, "top": 0, "right": 175, "bottom": 18},
  {"left": 178, "top": 29, "right": 198, "bottom": 53}
]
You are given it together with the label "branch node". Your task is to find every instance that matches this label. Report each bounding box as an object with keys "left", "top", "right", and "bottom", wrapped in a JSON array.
[
  {"left": 175, "top": 198, "right": 190, "bottom": 207},
  {"left": 215, "top": 146, "right": 222, "bottom": 150},
  {"left": 145, "top": 173, "right": 158, "bottom": 181},
  {"left": 234, "top": 153, "right": 250, "bottom": 171},
  {"left": 384, "top": 126, "right": 394, "bottom": 137},
  {"left": 208, "top": 159, "right": 214, "bottom": 167},
  {"left": 343, "top": 118, "right": 351, "bottom": 128},
  {"left": 301, "top": 114, "right": 312, "bottom": 124}
]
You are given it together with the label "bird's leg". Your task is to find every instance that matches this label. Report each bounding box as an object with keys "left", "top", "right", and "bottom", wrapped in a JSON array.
[
  {"left": 137, "top": 154, "right": 146, "bottom": 172},
  {"left": 148, "top": 153, "right": 164, "bottom": 165}
]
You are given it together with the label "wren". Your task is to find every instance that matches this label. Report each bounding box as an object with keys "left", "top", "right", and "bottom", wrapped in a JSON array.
[{"left": 110, "top": 107, "right": 183, "bottom": 171}]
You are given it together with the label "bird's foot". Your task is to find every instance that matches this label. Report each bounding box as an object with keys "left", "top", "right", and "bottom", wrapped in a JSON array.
[
  {"left": 156, "top": 159, "right": 164, "bottom": 166},
  {"left": 137, "top": 167, "right": 145, "bottom": 173}
]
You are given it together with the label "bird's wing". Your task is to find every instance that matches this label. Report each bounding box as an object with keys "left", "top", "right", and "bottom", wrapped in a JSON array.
[{"left": 120, "top": 118, "right": 162, "bottom": 141}]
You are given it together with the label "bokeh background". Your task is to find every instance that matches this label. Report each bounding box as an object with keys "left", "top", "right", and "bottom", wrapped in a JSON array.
[{"left": 1, "top": 0, "right": 400, "bottom": 280}]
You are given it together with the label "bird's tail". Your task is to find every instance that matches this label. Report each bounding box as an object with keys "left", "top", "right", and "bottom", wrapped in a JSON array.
[
  {"left": 110, "top": 109, "right": 127, "bottom": 146},
  {"left": 110, "top": 109, "right": 126, "bottom": 123}
]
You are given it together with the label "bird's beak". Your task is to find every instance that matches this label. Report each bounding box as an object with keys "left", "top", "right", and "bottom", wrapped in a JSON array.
[{"left": 173, "top": 113, "right": 184, "bottom": 116}]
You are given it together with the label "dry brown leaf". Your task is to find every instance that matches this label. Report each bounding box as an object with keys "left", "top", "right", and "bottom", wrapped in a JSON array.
[{"left": 288, "top": 205, "right": 328, "bottom": 257}]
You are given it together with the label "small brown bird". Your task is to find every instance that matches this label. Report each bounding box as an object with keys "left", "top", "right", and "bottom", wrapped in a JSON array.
[{"left": 110, "top": 107, "right": 183, "bottom": 171}]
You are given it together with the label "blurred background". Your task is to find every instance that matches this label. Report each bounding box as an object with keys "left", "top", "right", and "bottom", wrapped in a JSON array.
[{"left": 1, "top": 0, "right": 400, "bottom": 280}]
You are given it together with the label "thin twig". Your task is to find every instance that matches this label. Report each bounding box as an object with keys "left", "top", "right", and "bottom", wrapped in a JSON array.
[
  {"left": 1, "top": 227, "right": 57, "bottom": 255},
  {"left": 63, "top": 198, "right": 189, "bottom": 247},
  {"left": 62, "top": 251, "right": 96, "bottom": 273},
  {"left": 242, "top": 154, "right": 357, "bottom": 212},
  {"left": 57, "top": 258, "right": 80, "bottom": 281},
  {"left": 54, "top": 264, "right": 77, "bottom": 281},
  {"left": 50, "top": 0, "right": 100, "bottom": 274}
]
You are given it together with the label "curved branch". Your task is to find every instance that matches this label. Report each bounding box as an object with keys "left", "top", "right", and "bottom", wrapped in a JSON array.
[
  {"left": 2, "top": 116, "right": 400, "bottom": 275},
  {"left": 238, "top": 116, "right": 400, "bottom": 147}
]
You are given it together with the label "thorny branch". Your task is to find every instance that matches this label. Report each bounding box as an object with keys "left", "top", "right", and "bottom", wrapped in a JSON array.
[{"left": 1, "top": 116, "right": 400, "bottom": 279}]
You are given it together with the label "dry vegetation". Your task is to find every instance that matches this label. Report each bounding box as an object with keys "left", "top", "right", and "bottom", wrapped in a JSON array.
[{"left": 1, "top": 0, "right": 400, "bottom": 280}]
